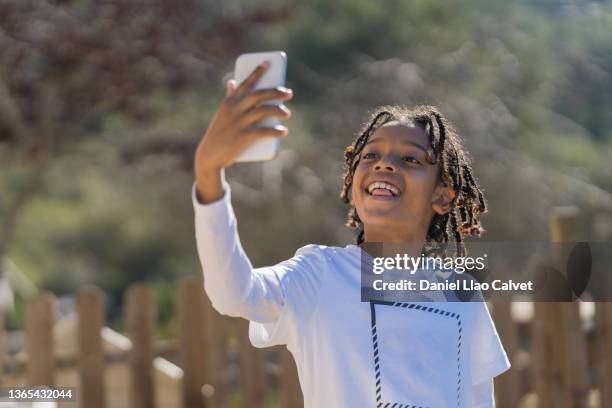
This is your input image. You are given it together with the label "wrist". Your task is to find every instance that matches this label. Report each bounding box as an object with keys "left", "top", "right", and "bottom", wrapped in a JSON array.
[
  {"left": 196, "top": 164, "right": 222, "bottom": 179},
  {"left": 195, "top": 166, "right": 224, "bottom": 204}
]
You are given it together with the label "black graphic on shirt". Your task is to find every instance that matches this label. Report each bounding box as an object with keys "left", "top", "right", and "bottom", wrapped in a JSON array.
[{"left": 370, "top": 301, "right": 462, "bottom": 408}]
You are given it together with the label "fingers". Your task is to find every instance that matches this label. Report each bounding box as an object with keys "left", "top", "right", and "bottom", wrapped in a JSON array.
[
  {"left": 233, "top": 60, "right": 270, "bottom": 98},
  {"left": 238, "top": 104, "right": 291, "bottom": 128},
  {"left": 237, "top": 87, "right": 293, "bottom": 112},
  {"left": 226, "top": 79, "right": 236, "bottom": 97}
]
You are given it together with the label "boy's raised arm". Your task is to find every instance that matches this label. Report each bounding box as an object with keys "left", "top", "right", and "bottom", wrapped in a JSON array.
[
  {"left": 192, "top": 175, "right": 285, "bottom": 322},
  {"left": 192, "top": 62, "right": 293, "bottom": 323}
]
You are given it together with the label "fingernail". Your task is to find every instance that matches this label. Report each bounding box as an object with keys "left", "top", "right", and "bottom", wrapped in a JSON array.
[{"left": 261, "top": 60, "right": 270, "bottom": 68}]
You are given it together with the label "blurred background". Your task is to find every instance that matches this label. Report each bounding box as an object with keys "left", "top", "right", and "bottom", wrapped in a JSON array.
[{"left": 0, "top": 0, "right": 611, "bottom": 407}]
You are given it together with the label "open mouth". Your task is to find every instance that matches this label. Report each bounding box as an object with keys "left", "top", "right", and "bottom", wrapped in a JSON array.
[{"left": 365, "top": 181, "right": 400, "bottom": 197}]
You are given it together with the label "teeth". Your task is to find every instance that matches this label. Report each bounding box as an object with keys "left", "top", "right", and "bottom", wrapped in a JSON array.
[{"left": 367, "top": 181, "right": 399, "bottom": 196}]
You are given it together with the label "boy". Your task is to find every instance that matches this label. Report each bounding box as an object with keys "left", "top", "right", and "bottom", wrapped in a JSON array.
[{"left": 193, "top": 61, "right": 510, "bottom": 407}]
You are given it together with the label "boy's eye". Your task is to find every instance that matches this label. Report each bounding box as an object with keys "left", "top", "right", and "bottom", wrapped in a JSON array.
[
  {"left": 403, "top": 156, "right": 421, "bottom": 165},
  {"left": 363, "top": 152, "right": 377, "bottom": 159}
]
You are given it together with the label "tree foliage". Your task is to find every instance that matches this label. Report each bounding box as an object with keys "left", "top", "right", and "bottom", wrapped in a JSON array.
[{"left": 1, "top": 0, "right": 611, "bottom": 326}]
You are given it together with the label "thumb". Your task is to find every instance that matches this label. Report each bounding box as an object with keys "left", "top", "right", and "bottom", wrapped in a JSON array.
[{"left": 226, "top": 79, "right": 237, "bottom": 97}]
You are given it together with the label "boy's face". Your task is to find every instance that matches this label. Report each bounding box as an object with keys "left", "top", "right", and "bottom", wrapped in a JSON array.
[{"left": 351, "top": 121, "right": 455, "bottom": 242}]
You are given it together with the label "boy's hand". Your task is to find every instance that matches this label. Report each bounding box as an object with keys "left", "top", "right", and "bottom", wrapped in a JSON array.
[{"left": 194, "top": 61, "right": 293, "bottom": 203}]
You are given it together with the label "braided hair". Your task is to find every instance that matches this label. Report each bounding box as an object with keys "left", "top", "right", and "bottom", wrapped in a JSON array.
[{"left": 339, "top": 105, "right": 487, "bottom": 257}]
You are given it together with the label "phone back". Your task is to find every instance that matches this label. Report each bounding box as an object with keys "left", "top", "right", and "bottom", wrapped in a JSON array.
[{"left": 234, "top": 51, "right": 287, "bottom": 162}]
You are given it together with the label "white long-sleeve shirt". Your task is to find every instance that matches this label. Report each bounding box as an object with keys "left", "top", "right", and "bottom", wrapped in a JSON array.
[{"left": 193, "top": 180, "right": 510, "bottom": 407}]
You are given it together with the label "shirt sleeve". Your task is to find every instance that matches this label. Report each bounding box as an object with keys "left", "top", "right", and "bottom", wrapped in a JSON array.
[
  {"left": 249, "top": 244, "right": 327, "bottom": 348},
  {"left": 471, "top": 378, "right": 495, "bottom": 407},
  {"left": 193, "top": 180, "right": 284, "bottom": 323},
  {"left": 192, "top": 181, "right": 326, "bottom": 349},
  {"left": 470, "top": 301, "right": 511, "bottom": 385}
]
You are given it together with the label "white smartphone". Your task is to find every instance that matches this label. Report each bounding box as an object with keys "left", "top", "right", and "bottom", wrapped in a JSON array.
[{"left": 233, "top": 51, "right": 287, "bottom": 162}]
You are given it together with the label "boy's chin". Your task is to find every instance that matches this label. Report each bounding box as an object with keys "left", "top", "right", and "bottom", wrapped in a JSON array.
[{"left": 359, "top": 207, "right": 405, "bottom": 222}]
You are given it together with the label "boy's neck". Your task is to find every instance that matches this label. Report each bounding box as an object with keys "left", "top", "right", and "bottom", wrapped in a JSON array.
[
  {"left": 363, "top": 226, "right": 427, "bottom": 246},
  {"left": 359, "top": 240, "right": 425, "bottom": 260},
  {"left": 362, "top": 227, "right": 428, "bottom": 259}
]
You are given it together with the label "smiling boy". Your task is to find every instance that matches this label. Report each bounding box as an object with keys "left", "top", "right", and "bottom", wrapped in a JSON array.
[
  {"left": 349, "top": 120, "right": 454, "bottom": 244},
  {"left": 193, "top": 61, "right": 510, "bottom": 407}
]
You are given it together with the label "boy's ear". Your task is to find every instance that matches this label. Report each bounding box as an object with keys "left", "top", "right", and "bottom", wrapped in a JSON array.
[{"left": 431, "top": 184, "right": 456, "bottom": 215}]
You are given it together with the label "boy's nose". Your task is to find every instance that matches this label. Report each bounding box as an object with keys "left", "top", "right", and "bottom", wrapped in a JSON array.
[{"left": 374, "top": 159, "right": 396, "bottom": 172}]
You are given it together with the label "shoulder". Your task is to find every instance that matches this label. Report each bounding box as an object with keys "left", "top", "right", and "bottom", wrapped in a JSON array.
[
  {"left": 295, "top": 243, "right": 358, "bottom": 262},
  {"left": 295, "top": 243, "right": 330, "bottom": 257},
  {"left": 291, "top": 244, "right": 332, "bottom": 272}
]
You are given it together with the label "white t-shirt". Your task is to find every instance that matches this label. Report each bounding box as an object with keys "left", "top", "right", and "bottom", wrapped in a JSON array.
[{"left": 193, "top": 181, "right": 511, "bottom": 408}]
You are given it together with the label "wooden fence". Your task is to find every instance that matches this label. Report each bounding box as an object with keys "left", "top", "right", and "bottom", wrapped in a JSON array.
[
  {"left": 493, "top": 207, "right": 612, "bottom": 408},
  {"left": 0, "top": 206, "right": 610, "bottom": 407},
  {"left": 0, "top": 279, "right": 303, "bottom": 408}
]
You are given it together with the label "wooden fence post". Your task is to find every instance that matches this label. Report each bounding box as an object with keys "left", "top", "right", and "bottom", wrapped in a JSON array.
[
  {"left": 176, "top": 276, "right": 208, "bottom": 408},
  {"left": 597, "top": 302, "right": 612, "bottom": 403},
  {"left": 280, "top": 349, "right": 302, "bottom": 408},
  {"left": 492, "top": 301, "right": 520, "bottom": 408},
  {"left": 532, "top": 300, "right": 557, "bottom": 407},
  {"left": 549, "top": 207, "right": 589, "bottom": 408},
  {"left": 77, "top": 286, "right": 107, "bottom": 408},
  {"left": 0, "top": 306, "right": 5, "bottom": 387},
  {"left": 126, "top": 283, "right": 156, "bottom": 408},
  {"left": 592, "top": 212, "right": 612, "bottom": 404},
  {"left": 203, "top": 292, "right": 229, "bottom": 407},
  {"left": 237, "top": 318, "right": 265, "bottom": 408},
  {"left": 25, "top": 291, "right": 55, "bottom": 387}
]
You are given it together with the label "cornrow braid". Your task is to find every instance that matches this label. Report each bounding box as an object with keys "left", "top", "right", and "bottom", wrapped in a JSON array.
[{"left": 339, "top": 104, "right": 487, "bottom": 257}]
